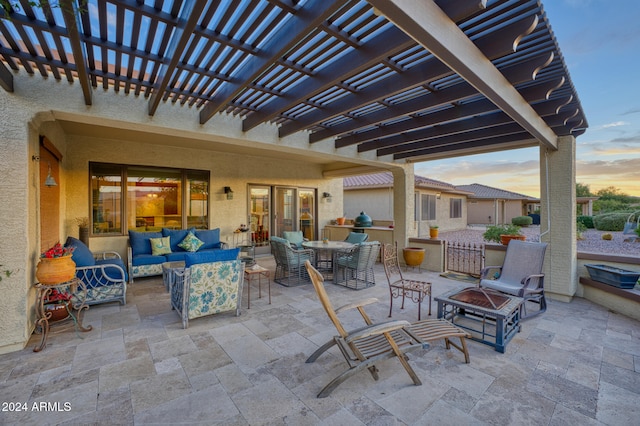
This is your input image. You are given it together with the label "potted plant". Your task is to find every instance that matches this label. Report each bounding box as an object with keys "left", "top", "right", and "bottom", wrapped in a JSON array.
[
  {"left": 36, "top": 242, "right": 76, "bottom": 285},
  {"left": 76, "top": 217, "right": 90, "bottom": 245},
  {"left": 429, "top": 225, "right": 439, "bottom": 239},
  {"left": 336, "top": 214, "right": 346, "bottom": 226},
  {"left": 43, "top": 288, "right": 73, "bottom": 322},
  {"left": 483, "top": 224, "right": 524, "bottom": 245}
]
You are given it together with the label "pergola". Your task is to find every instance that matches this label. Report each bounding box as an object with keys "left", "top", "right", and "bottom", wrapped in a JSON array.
[
  {"left": 0, "top": 0, "right": 588, "bottom": 353},
  {"left": 0, "top": 0, "right": 586, "bottom": 161}
]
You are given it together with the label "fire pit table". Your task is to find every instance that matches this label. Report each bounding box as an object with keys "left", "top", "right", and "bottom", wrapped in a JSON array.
[{"left": 435, "top": 287, "right": 522, "bottom": 353}]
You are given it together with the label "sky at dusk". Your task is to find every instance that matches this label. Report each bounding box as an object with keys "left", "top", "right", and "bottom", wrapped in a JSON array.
[{"left": 416, "top": 0, "right": 640, "bottom": 198}]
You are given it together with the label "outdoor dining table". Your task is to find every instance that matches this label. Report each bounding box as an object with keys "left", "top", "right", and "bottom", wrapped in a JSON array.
[{"left": 302, "top": 240, "right": 354, "bottom": 281}]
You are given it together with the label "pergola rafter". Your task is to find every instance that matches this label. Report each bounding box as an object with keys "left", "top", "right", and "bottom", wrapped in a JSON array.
[{"left": 0, "top": 0, "right": 587, "bottom": 162}]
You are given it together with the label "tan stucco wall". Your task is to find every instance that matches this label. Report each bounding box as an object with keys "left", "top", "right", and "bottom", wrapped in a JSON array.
[
  {"left": 344, "top": 188, "right": 467, "bottom": 235},
  {"left": 64, "top": 135, "right": 344, "bottom": 260}
]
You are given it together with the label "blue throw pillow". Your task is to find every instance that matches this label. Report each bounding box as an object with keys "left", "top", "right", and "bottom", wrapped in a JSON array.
[
  {"left": 129, "top": 230, "right": 162, "bottom": 256},
  {"left": 195, "top": 228, "right": 222, "bottom": 250},
  {"left": 185, "top": 248, "right": 240, "bottom": 267},
  {"left": 65, "top": 236, "right": 95, "bottom": 267}
]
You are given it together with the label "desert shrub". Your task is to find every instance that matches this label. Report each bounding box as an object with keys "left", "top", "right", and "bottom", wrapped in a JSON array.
[
  {"left": 593, "top": 213, "right": 628, "bottom": 231},
  {"left": 601, "top": 233, "right": 613, "bottom": 240},
  {"left": 576, "top": 221, "right": 587, "bottom": 240},
  {"left": 577, "top": 215, "right": 594, "bottom": 229},
  {"left": 483, "top": 224, "right": 522, "bottom": 243},
  {"left": 511, "top": 216, "right": 533, "bottom": 226}
]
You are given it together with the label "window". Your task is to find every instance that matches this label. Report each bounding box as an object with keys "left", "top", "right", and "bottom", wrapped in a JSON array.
[
  {"left": 421, "top": 194, "right": 436, "bottom": 220},
  {"left": 450, "top": 198, "right": 462, "bottom": 218},
  {"left": 90, "top": 163, "right": 209, "bottom": 235}
]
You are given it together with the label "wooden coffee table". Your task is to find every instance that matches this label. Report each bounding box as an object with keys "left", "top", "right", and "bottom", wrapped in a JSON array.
[{"left": 435, "top": 287, "right": 522, "bottom": 353}]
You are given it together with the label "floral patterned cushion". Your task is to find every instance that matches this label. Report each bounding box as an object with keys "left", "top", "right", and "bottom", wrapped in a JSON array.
[
  {"left": 178, "top": 231, "right": 204, "bottom": 252},
  {"left": 187, "top": 261, "right": 240, "bottom": 319},
  {"left": 150, "top": 236, "right": 172, "bottom": 255}
]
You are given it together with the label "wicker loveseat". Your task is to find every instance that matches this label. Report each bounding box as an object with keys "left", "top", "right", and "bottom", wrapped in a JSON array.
[{"left": 127, "top": 228, "right": 228, "bottom": 283}]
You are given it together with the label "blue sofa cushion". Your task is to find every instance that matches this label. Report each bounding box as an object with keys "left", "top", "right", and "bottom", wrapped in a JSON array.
[
  {"left": 195, "top": 228, "right": 222, "bottom": 250},
  {"left": 65, "top": 236, "right": 95, "bottom": 267},
  {"left": 131, "top": 254, "right": 167, "bottom": 266},
  {"left": 185, "top": 248, "right": 240, "bottom": 267},
  {"left": 95, "top": 257, "right": 128, "bottom": 283},
  {"left": 165, "top": 252, "right": 190, "bottom": 262},
  {"left": 129, "top": 230, "right": 163, "bottom": 256},
  {"left": 162, "top": 227, "right": 195, "bottom": 252}
]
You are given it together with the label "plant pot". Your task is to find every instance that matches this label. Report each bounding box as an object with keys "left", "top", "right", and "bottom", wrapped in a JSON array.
[
  {"left": 78, "top": 226, "right": 89, "bottom": 246},
  {"left": 500, "top": 234, "right": 526, "bottom": 245},
  {"left": 36, "top": 256, "right": 76, "bottom": 285},
  {"left": 429, "top": 228, "right": 439, "bottom": 239},
  {"left": 403, "top": 247, "right": 425, "bottom": 267},
  {"left": 336, "top": 217, "right": 346, "bottom": 225},
  {"left": 44, "top": 300, "right": 72, "bottom": 322}
]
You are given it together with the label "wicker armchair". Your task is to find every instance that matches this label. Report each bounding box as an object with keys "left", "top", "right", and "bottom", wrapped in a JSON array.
[
  {"left": 334, "top": 241, "right": 380, "bottom": 290},
  {"left": 270, "top": 236, "right": 315, "bottom": 286}
]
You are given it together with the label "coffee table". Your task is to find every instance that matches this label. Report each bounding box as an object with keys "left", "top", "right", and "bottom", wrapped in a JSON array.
[
  {"left": 435, "top": 287, "right": 522, "bottom": 353},
  {"left": 162, "top": 261, "right": 185, "bottom": 291}
]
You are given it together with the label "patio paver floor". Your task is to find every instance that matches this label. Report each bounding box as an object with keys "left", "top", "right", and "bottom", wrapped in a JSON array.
[{"left": 1, "top": 256, "right": 638, "bottom": 425}]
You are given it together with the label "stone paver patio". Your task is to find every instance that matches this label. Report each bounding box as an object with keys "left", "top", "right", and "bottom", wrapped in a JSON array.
[{"left": 1, "top": 256, "right": 639, "bottom": 425}]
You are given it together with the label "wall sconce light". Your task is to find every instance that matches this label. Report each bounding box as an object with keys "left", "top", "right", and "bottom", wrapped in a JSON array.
[
  {"left": 436, "top": 192, "right": 441, "bottom": 199},
  {"left": 224, "top": 186, "right": 234, "bottom": 200},
  {"left": 322, "top": 192, "right": 332, "bottom": 203},
  {"left": 32, "top": 155, "right": 58, "bottom": 187}
]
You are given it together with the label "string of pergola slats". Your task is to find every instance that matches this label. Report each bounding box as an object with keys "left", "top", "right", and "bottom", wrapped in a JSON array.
[{"left": 0, "top": 0, "right": 586, "bottom": 162}]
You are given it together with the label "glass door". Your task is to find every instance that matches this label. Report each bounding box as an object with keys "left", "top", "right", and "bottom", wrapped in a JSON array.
[
  {"left": 249, "top": 185, "right": 271, "bottom": 255},
  {"left": 299, "top": 189, "right": 316, "bottom": 240},
  {"left": 274, "top": 187, "right": 296, "bottom": 238}
]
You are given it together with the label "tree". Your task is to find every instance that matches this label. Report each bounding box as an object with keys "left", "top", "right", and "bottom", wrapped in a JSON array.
[{"left": 576, "top": 182, "right": 592, "bottom": 197}]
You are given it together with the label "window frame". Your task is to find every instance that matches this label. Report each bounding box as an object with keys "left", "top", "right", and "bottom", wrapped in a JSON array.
[
  {"left": 89, "top": 162, "right": 210, "bottom": 236},
  {"left": 450, "top": 198, "right": 463, "bottom": 219},
  {"left": 421, "top": 193, "right": 437, "bottom": 221}
]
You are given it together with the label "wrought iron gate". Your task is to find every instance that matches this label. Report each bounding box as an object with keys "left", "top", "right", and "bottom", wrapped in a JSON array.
[{"left": 445, "top": 241, "right": 485, "bottom": 276}]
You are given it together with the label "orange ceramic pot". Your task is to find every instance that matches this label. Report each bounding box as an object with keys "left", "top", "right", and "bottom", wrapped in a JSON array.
[
  {"left": 36, "top": 256, "right": 76, "bottom": 285},
  {"left": 500, "top": 235, "right": 526, "bottom": 245},
  {"left": 336, "top": 217, "right": 346, "bottom": 225},
  {"left": 402, "top": 247, "right": 425, "bottom": 267}
]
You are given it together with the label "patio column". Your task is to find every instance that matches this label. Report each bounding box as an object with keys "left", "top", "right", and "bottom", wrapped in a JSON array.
[
  {"left": 539, "top": 135, "right": 577, "bottom": 302},
  {"left": 391, "top": 167, "right": 414, "bottom": 248}
]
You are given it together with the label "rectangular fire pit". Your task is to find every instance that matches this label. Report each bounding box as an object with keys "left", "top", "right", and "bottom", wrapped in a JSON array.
[{"left": 584, "top": 264, "right": 640, "bottom": 289}]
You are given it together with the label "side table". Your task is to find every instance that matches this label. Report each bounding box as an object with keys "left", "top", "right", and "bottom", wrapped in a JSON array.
[
  {"left": 34, "top": 278, "right": 92, "bottom": 352},
  {"left": 162, "top": 261, "right": 185, "bottom": 291},
  {"left": 244, "top": 265, "right": 271, "bottom": 309}
]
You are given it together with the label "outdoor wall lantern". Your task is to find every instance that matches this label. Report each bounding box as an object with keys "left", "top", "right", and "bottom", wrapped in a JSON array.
[
  {"left": 436, "top": 192, "right": 441, "bottom": 199},
  {"left": 322, "top": 192, "right": 332, "bottom": 203},
  {"left": 224, "top": 186, "right": 234, "bottom": 200},
  {"left": 32, "top": 155, "right": 58, "bottom": 187}
]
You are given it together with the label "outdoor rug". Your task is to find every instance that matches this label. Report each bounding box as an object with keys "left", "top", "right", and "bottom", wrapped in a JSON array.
[{"left": 440, "top": 271, "right": 480, "bottom": 285}]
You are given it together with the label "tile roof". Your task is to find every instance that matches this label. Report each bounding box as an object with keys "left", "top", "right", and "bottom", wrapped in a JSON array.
[
  {"left": 344, "top": 172, "right": 472, "bottom": 194},
  {"left": 455, "top": 183, "right": 538, "bottom": 200}
]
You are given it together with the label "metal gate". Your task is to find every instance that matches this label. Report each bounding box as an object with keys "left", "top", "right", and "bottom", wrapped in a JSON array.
[{"left": 445, "top": 241, "right": 485, "bottom": 276}]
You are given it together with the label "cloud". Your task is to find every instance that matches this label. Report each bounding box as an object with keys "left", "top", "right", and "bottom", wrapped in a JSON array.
[{"left": 601, "top": 121, "right": 630, "bottom": 129}]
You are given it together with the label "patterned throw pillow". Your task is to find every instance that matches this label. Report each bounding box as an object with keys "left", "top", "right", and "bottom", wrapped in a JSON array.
[
  {"left": 150, "top": 236, "right": 172, "bottom": 256},
  {"left": 178, "top": 231, "right": 204, "bottom": 252}
]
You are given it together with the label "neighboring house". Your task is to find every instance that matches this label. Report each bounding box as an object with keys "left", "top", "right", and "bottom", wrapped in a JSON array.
[
  {"left": 455, "top": 183, "right": 539, "bottom": 225},
  {"left": 344, "top": 172, "right": 473, "bottom": 234}
]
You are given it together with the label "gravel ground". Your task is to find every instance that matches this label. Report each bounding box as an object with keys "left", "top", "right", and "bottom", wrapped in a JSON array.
[{"left": 437, "top": 226, "right": 640, "bottom": 257}]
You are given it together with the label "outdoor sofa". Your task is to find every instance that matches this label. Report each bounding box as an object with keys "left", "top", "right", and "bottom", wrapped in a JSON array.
[{"left": 127, "top": 228, "right": 228, "bottom": 283}]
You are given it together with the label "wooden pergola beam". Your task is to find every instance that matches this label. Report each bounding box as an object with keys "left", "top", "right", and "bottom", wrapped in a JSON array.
[{"left": 60, "top": 0, "right": 92, "bottom": 105}]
